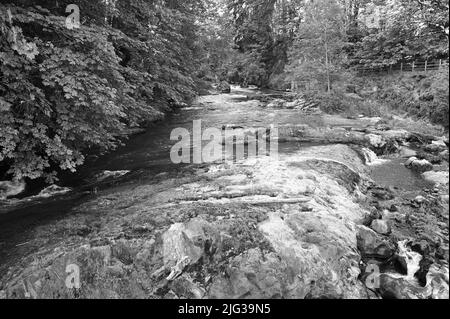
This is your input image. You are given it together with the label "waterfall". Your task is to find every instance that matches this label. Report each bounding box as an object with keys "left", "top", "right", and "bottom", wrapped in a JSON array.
[
  {"left": 398, "top": 240, "right": 423, "bottom": 281},
  {"left": 361, "top": 148, "right": 387, "bottom": 166}
]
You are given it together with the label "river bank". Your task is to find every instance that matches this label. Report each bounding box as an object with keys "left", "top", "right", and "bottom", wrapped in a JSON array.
[{"left": 0, "top": 86, "right": 448, "bottom": 299}]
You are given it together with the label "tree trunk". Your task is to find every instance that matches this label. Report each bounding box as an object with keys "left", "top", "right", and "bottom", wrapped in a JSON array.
[{"left": 324, "top": 29, "right": 331, "bottom": 93}]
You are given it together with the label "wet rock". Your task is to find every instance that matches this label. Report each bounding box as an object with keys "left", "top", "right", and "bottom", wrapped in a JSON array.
[
  {"left": 393, "top": 255, "right": 408, "bottom": 275},
  {"left": 218, "top": 81, "right": 231, "bottom": 93},
  {"left": 37, "top": 185, "right": 71, "bottom": 198},
  {"left": 414, "top": 256, "right": 433, "bottom": 287},
  {"left": 405, "top": 157, "right": 433, "bottom": 173},
  {"left": 398, "top": 147, "right": 417, "bottom": 158},
  {"left": 360, "top": 148, "right": 385, "bottom": 165},
  {"left": 427, "top": 266, "right": 449, "bottom": 299},
  {"left": 422, "top": 171, "right": 449, "bottom": 186},
  {"left": 417, "top": 151, "right": 443, "bottom": 164},
  {"left": 411, "top": 159, "right": 432, "bottom": 172},
  {"left": 366, "top": 134, "right": 387, "bottom": 149},
  {"left": 0, "top": 179, "right": 25, "bottom": 199},
  {"left": 162, "top": 218, "right": 220, "bottom": 278},
  {"left": 357, "top": 226, "right": 395, "bottom": 260},
  {"left": 411, "top": 240, "right": 430, "bottom": 256},
  {"left": 379, "top": 274, "right": 426, "bottom": 299},
  {"left": 371, "top": 220, "right": 391, "bottom": 235},
  {"left": 424, "top": 142, "right": 447, "bottom": 154},
  {"left": 414, "top": 196, "right": 426, "bottom": 204},
  {"left": 440, "top": 150, "right": 449, "bottom": 161},
  {"left": 362, "top": 209, "right": 382, "bottom": 226},
  {"left": 435, "top": 245, "right": 449, "bottom": 261},
  {"left": 405, "top": 157, "right": 417, "bottom": 167},
  {"left": 94, "top": 170, "right": 130, "bottom": 182},
  {"left": 257, "top": 212, "right": 366, "bottom": 299}
]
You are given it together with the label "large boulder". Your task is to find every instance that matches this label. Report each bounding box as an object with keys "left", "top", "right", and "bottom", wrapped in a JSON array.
[
  {"left": 379, "top": 274, "right": 427, "bottom": 299},
  {"left": 357, "top": 226, "right": 395, "bottom": 260},
  {"left": 378, "top": 266, "right": 449, "bottom": 299},
  {"left": 256, "top": 211, "right": 366, "bottom": 299},
  {"left": 405, "top": 157, "right": 433, "bottom": 173},
  {"left": 162, "top": 218, "right": 220, "bottom": 280}
]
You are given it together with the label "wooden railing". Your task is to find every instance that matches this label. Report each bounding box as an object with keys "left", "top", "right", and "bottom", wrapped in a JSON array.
[{"left": 356, "top": 59, "right": 449, "bottom": 75}]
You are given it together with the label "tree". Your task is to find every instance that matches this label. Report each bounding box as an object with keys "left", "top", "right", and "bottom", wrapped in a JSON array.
[
  {"left": 353, "top": 0, "right": 449, "bottom": 69},
  {"left": 286, "top": 0, "right": 347, "bottom": 92},
  {"left": 0, "top": 0, "right": 209, "bottom": 182}
]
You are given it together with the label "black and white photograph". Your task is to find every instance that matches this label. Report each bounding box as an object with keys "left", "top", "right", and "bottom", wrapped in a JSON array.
[{"left": 0, "top": 0, "right": 449, "bottom": 304}]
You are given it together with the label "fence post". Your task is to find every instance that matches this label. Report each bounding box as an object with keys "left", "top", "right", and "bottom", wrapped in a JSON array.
[
  {"left": 412, "top": 61, "right": 415, "bottom": 72},
  {"left": 425, "top": 60, "right": 428, "bottom": 72},
  {"left": 439, "top": 59, "right": 442, "bottom": 70},
  {"left": 400, "top": 62, "right": 403, "bottom": 74}
]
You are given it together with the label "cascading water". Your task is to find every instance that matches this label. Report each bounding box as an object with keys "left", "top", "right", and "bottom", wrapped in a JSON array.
[
  {"left": 361, "top": 148, "right": 387, "bottom": 166},
  {"left": 397, "top": 240, "right": 423, "bottom": 281}
]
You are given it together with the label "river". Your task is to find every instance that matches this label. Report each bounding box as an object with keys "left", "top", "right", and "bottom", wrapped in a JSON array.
[{"left": 0, "top": 86, "right": 448, "bottom": 299}]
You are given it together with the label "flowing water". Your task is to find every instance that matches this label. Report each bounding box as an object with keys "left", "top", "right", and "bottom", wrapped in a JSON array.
[{"left": 0, "top": 86, "right": 434, "bottom": 276}]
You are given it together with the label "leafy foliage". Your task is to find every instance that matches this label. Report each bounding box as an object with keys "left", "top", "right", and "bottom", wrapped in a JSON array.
[
  {"left": 352, "top": 0, "right": 449, "bottom": 68},
  {"left": 0, "top": 1, "right": 206, "bottom": 181},
  {"left": 286, "top": 0, "right": 347, "bottom": 92}
]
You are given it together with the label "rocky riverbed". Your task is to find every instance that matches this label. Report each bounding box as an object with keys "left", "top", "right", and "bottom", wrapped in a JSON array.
[{"left": 0, "top": 87, "right": 448, "bottom": 299}]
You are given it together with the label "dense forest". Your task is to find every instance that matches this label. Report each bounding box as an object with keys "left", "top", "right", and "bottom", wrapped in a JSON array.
[{"left": 1, "top": 0, "right": 449, "bottom": 182}]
